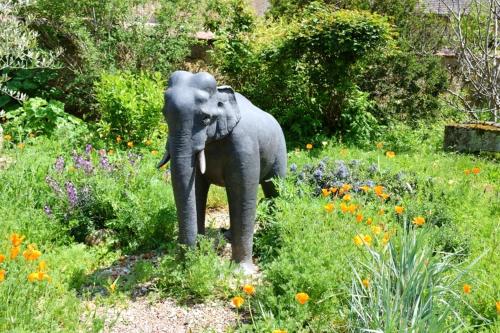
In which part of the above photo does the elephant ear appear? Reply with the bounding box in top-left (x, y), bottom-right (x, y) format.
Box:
top-left (207, 86), bottom-right (241, 141)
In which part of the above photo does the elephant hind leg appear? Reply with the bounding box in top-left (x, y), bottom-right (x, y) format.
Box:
top-left (261, 179), bottom-right (279, 198)
top-left (195, 172), bottom-right (210, 235)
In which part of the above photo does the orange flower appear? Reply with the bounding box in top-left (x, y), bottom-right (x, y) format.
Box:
top-left (340, 202), bottom-right (348, 213)
top-left (412, 216), bottom-right (425, 226)
top-left (380, 193), bottom-right (390, 201)
top-left (385, 151), bottom-right (395, 158)
top-left (329, 187), bottom-right (338, 194)
top-left (356, 214), bottom-right (363, 223)
top-left (394, 206), bottom-right (404, 214)
top-left (321, 188), bottom-right (331, 197)
top-left (382, 232), bottom-right (391, 245)
top-left (324, 203), bottom-right (334, 213)
top-left (295, 292), bottom-right (310, 305)
top-left (496, 301), bottom-right (500, 314)
top-left (366, 217), bottom-right (373, 225)
top-left (231, 296), bottom-right (244, 308)
top-left (28, 272), bottom-right (38, 282)
top-left (0, 253), bottom-right (5, 264)
top-left (341, 184), bottom-right (352, 192)
top-left (306, 143), bottom-right (313, 150)
top-left (371, 225), bottom-right (382, 235)
top-left (273, 330), bottom-right (287, 333)
top-left (347, 204), bottom-right (357, 214)
top-left (145, 139), bottom-right (153, 146)
top-left (374, 185), bottom-right (384, 197)
top-left (4, 134), bottom-right (12, 141)
top-left (243, 284), bottom-right (255, 295)
top-left (23, 244), bottom-right (42, 261)
top-left (10, 233), bottom-right (25, 247)
top-left (151, 150), bottom-right (159, 155)
top-left (363, 235), bottom-right (372, 246)
top-left (359, 185), bottom-right (370, 193)
top-left (353, 235), bottom-right (363, 246)
top-left (362, 278), bottom-right (370, 288)
top-left (342, 194), bottom-right (351, 201)
top-left (0, 269), bottom-right (5, 282)
top-left (38, 260), bottom-right (47, 272)
top-left (127, 141), bottom-right (134, 148)
top-left (376, 142), bottom-right (384, 149)
top-left (17, 143), bottom-right (25, 149)
top-left (464, 169), bottom-right (471, 175)
top-left (116, 136), bottom-right (122, 143)
top-left (463, 284), bottom-right (471, 294)
top-left (471, 167), bottom-right (480, 175)
top-left (10, 246), bottom-right (20, 259)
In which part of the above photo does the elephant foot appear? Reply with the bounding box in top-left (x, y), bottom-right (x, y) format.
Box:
top-left (235, 261), bottom-right (259, 276)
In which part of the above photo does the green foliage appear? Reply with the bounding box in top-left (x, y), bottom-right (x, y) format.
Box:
top-left (4, 98), bottom-right (84, 140)
top-left (157, 237), bottom-right (233, 301)
top-left (94, 71), bottom-right (164, 143)
top-left (214, 2), bottom-right (393, 143)
top-left (349, 226), bottom-right (479, 332)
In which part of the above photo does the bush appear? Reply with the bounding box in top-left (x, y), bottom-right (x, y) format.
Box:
top-left (4, 98), bottom-right (83, 141)
top-left (94, 71), bottom-right (164, 143)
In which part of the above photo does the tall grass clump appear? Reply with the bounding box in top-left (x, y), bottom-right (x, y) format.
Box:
top-left (349, 224), bottom-right (487, 332)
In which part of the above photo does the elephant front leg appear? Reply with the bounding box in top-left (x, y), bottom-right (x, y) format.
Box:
top-left (226, 178), bottom-right (259, 275)
top-left (195, 172), bottom-right (210, 235)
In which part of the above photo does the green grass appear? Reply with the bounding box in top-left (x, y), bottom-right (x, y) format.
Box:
top-left (0, 131), bottom-right (498, 332)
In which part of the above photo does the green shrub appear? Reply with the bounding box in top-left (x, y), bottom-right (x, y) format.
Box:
top-left (94, 71), bottom-right (164, 143)
top-left (4, 98), bottom-right (83, 140)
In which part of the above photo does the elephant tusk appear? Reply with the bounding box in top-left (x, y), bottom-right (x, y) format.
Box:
top-left (157, 151), bottom-right (171, 169)
top-left (198, 150), bottom-right (206, 174)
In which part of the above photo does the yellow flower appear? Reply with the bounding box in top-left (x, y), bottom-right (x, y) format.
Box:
top-left (324, 203), bottom-right (334, 213)
top-left (0, 269), bottom-right (5, 282)
top-left (151, 150), bottom-right (159, 155)
top-left (382, 232), bottom-right (391, 245)
top-left (116, 136), bottom-right (122, 143)
top-left (243, 284), bottom-right (255, 295)
top-left (347, 204), bottom-right (357, 214)
top-left (366, 217), bottom-right (373, 225)
top-left (4, 134), bottom-right (12, 141)
top-left (109, 282), bottom-right (117, 294)
top-left (380, 193), bottom-right (390, 201)
top-left (356, 213), bottom-right (363, 223)
top-left (374, 185), bottom-right (384, 197)
top-left (376, 142), bottom-right (384, 149)
top-left (10, 246), bottom-right (20, 260)
top-left (329, 187), bottom-right (338, 194)
top-left (295, 292), bottom-right (309, 305)
top-left (321, 188), bottom-right (331, 197)
top-left (145, 139), bottom-right (153, 146)
top-left (342, 194), bottom-right (351, 201)
top-left (17, 143), bottom-right (25, 149)
top-left (394, 206), bottom-right (404, 214)
top-left (362, 278), bottom-right (370, 288)
top-left (371, 225), bottom-right (382, 235)
top-left (273, 330), bottom-right (287, 333)
top-left (23, 244), bottom-right (42, 261)
top-left (353, 235), bottom-right (363, 247)
top-left (378, 209), bottom-right (385, 216)
top-left (363, 235), bottom-right (372, 246)
top-left (385, 151), bottom-right (395, 158)
top-left (496, 301), bottom-right (500, 314)
top-left (412, 216), bottom-right (425, 226)
top-left (463, 284), bottom-right (471, 294)
top-left (127, 141), bottom-right (134, 148)
top-left (306, 143), bottom-right (313, 150)
top-left (471, 167), bottom-right (480, 175)
top-left (464, 169), bottom-right (471, 175)
top-left (340, 202), bottom-right (348, 213)
top-left (108, 149), bottom-right (114, 155)
top-left (38, 260), bottom-right (47, 272)
top-left (359, 185), bottom-right (370, 193)
top-left (10, 233), bottom-right (25, 247)
top-left (231, 296), bottom-right (244, 308)
top-left (28, 272), bottom-right (38, 282)
top-left (0, 253), bottom-right (5, 264)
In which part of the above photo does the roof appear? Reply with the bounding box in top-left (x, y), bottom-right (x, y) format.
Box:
top-left (420, 0), bottom-right (475, 15)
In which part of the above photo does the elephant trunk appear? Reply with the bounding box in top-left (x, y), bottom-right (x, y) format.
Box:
top-left (169, 136), bottom-right (198, 246)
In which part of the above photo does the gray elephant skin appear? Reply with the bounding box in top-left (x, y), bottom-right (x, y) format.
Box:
top-left (158, 71), bottom-right (287, 274)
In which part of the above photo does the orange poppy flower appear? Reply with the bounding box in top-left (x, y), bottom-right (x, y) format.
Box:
top-left (463, 284), bottom-right (471, 294)
top-left (10, 233), bottom-right (25, 247)
top-left (359, 185), bottom-right (370, 193)
top-left (295, 292), bottom-right (310, 305)
top-left (385, 151), bottom-right (395, 158)
top-left (374, 185), bottom-right (384, 196)
top-left (353, 235), bottom-right (363, 246)
top-left (371, 225), bottom-right (382, 235)
top-left (306, 144), bottom-right (313, 150)
top-left (243, 284), bottom-right (255, 295)
top-left (231, 296), bottom-right (244, 308)
top-left (0, 254), bottom-right (5, 264)
top-left (10, 246), bottom-right (20, 260)
top-left (412, 216), bottom-right (425, 226)
top-left (342, 194), bottom-right (351, 201)
top-left (0, 269), bottom-right (5, 282)
top-left (324, 203), bottom-right (334, 213)
top-left (356, 214), bottom-right (363, 223)
top-left (321, 188), bottom-right (331, 197)
top-left (362, 278), bottom-right (370, 288)
top-left (394, 206), bottom-right (404, 214)
top-left (464, 169), bottom-right (471, 175)
top-left (366, 217), bottom-right (373, 225)
top-left (471, 167), bottom-right (480, 175)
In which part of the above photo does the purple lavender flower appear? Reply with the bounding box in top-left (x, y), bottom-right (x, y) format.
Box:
top-left (99, 156), bottom-right (113, 172)
top-left (335, 162), bottom-right (349, 180)
top-left (313, 168), bottom-right (323, 180)
top-left (290, 163), bottom-right (297, 172)
top-left (54, 156), bottom-right (65, 172)
top-left (45, 176), bottom-right (62, 195)
top-left (73, 152), bottom-right (94, 174)
top-left (44, 205), bottom-right (53, 217)
top-left (368, 163), bottom-right (378, 174)
top-left (85, 144), bottom-right (93, 154)
top-left (65, 181), bottom-right (78, 208)
top-left (128, 152), bottom-right (142, 166)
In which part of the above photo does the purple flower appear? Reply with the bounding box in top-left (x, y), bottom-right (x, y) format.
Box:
top-left (128, 152), bottom-right (142, 166)
top-left (45, 176), bottom-right (62, 195)
top-left (313, 168), bottom-right (323, 180)
top-left (65, 181), bottom-right (78, 207)
top-left (54, 156), bottom-right (65, 172)
top-left (44, 205), bottom-right (53, 217)
top-left (85, 144), bottom-right (92, 154)
top-left (99, 156), bottom-right (113, 172)
top-left (335, 162), bottom-right (349, 180)
top-left (73, 152), bottom-right (94, 174)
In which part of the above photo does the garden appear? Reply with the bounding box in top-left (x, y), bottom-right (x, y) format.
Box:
top-left (0, 0), bottom-right (499, 332)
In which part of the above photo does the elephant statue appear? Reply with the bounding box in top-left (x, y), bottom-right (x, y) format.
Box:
top-left (157, 71), bottom-right (287, 274)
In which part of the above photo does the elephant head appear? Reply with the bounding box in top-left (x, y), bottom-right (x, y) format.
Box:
top-left (157, 71), bottom-right (240, 246)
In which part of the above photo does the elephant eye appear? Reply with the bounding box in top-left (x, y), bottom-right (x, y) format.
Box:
top-left (201, 114), bottom-right (211, 125)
